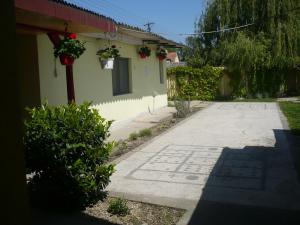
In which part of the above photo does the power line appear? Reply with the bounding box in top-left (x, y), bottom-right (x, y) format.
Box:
top-left (70, 0), bottom-right (147, 27)
top-left (100, 0), bottom-right (149, 24)
top-left (179, 22), bottom-right (255, 36)
top-left (181, 5), bottom-right (300, 36)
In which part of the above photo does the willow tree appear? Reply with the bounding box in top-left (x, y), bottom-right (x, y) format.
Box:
top-left (185, 0), bottom-right (300, 97)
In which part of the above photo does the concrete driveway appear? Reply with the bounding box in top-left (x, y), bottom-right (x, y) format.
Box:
top-left (107, 103), bottom-right (300, 224)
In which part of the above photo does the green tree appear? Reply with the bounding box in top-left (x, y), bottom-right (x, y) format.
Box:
top-left (185, 0), bottom-right (300, 96)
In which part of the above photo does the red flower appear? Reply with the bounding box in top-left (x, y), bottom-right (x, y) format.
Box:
top-left (111, 45), bottom-right (116, 48)
top-left (68, 33), bottom-right (77, 39)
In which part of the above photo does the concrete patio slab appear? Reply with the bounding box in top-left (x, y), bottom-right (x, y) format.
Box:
top-left (107, 102), bottom-right (300, 224)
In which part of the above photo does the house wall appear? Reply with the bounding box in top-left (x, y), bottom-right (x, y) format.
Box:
top-left (36, 34), bottom-right (167, 122)
top-left (16, 33), bottom-right (41, 120)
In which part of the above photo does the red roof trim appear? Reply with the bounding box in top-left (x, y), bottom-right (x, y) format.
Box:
top-left (15, 0), bottom-right (117, 33)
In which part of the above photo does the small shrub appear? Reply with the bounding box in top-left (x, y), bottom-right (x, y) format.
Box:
top-left (174, 99), bottom-right (190, 118)
top-left (129, 132), bottom-right (139, 141)
top-left (107, 198), bottom-right (130, 216)
top-left (24, 102), bottom-right (115, 209)
top-left (139, 128), bottom-right (152, 137)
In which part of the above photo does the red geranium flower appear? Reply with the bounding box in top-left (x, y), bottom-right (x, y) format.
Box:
top-left (68, 33), bottom-right (77, 39)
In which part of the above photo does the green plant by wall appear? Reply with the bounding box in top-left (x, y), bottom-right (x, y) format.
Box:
top-left (107, 197), bottom-right (130, 216)
top-left (138, 128), bottom-right (152, 137)
top-left (167, 66), bottom-right (223, 100)
top-left (129, 132), bottom-right (139, 141)
top-left (24, 102), bottom-right (115, 209)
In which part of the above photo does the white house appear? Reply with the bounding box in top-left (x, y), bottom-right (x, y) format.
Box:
top-left (16, 0), bottom-right (182, 124)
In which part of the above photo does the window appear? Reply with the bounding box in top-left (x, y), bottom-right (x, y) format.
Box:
top-left (112, 58), bottom-right (131, 96)
top-left (159, 61), bottom-right (164, 84)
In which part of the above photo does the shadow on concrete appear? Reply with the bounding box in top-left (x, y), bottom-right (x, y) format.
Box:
top-left (188, 129), bottom-right (300, 225)
top-left (32, 208), bottom-right (117, 225)
top-left (187, 200), bottom-right (300, 225)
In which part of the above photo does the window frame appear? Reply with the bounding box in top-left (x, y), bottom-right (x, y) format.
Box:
top-left (112, 57), bottom-right (132, 96)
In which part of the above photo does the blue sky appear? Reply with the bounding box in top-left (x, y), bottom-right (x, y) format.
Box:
top-left (66, 0), bottom-right (206, 43)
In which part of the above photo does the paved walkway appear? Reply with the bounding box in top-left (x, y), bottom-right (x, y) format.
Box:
top-left (108, 107), bottom-right (176, 141)
top-left (107, 103), bottom-right (300, 224)
top-left (109, 101), bottom-right (210, 141)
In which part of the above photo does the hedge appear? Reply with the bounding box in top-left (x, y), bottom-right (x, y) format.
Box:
top-left (167, 66), bottom-right (223, 100)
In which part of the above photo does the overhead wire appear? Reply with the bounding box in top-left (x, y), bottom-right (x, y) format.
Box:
top-left (65, 1), bottom-right (300, 41)
top-left (67, 0), bottom-right (180, 39)
top-left (179, 23), bottom-right (255, 36)
top-left (181, 5), bottom-right (300, 36)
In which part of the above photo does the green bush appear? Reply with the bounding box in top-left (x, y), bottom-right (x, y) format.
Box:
top-left (174, 99), bottom-right (190, 118)
top-left (167, 66), bottom-right (222, 100)
top-left (129, 132), bottom-right (139, 141)
top-left (138, 128), bottom-right (152, 137)
top-left (107, 197), bottom-right (130, 216)
top-left (24, 102), bottom-right (115, 209)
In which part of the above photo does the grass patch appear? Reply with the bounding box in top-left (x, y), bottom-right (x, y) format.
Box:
top-left (107, 197), bottom-right (130, 216)
top-left (279, 102), bottom-right (300, 135)
top-left (139, 128), bottom-right (152, 137)
top-left (129, 132), bottom-right (139, 141)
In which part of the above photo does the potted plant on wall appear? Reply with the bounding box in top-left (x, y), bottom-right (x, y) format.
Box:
top-left (54, 33), bottom-right (86, 66)
top-left (156, 47), bottom-right (168, 61)
top-left (138, 46), bottom-right (151, 59)
top-left (97, 45), bottom-right (120, 69)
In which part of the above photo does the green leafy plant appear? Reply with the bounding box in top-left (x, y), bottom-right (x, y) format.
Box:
top-left (107, 197), bottom-right (130, 216)
top-left (156, 47), bottom-right (168, 60)
top-left (129, 132), bottom-right (139, 141)
top-left (174, 99), bottom-right (190, 118)
top-left (54, 33), bottom-right (86, 59)
top-left (138, 46), bottom-right (151, 58)
top-left (97, 45), bottom-right (120, 60)
top-left (167, 66), bottom-right (222, 100)
top-left (138, 128), bottom-right (152, 137)
top-left (24, 102), bottom-right (115, 209)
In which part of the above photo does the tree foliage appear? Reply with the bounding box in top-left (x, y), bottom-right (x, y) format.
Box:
top-left (184, 0), bottom-right (300, 97)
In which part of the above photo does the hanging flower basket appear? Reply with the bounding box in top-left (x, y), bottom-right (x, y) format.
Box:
top-left (138, 46), bottom-right (151, 59)
top-left (156, 47), bottom-right (167, 61)
top-left (100, 58), bottom-right (115, 69)
top-left (97, 45), bottom-right (120, 69)
top-left (158, 55), bottom-right (166, 61)
top-left (59, 54), bottom-right (75, 66)
top-left (139, 53), bottom-right (147, 59)
top-left (54, 33), bottom-right (86, 66)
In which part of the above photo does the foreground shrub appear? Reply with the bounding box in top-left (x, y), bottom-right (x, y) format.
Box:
top-left (24, 102), bottom-right (115, 209)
